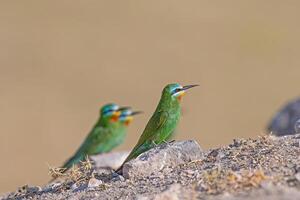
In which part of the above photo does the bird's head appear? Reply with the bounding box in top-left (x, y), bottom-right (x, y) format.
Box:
top-left (295, 119), bottom-right (300, 133)
top-left (100, 103), bottom-right (121, 122)
top-left (118, 107), bottom-right (142, 126)
top-left (162, 83), bottom-right (199, 103)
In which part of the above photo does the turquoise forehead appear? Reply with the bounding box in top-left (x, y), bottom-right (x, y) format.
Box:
top-left (101, 103), bottom-right (119, 113)
top-left (165, 83), bottom-right (182, 92)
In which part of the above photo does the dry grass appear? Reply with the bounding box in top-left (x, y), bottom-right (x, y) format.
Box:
top-left (48, 156), bottom-right (94, 183)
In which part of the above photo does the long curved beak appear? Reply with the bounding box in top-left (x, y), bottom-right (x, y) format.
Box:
top-left (182, 84), bottom-right (199, 91)
top-left (131, 111), bottom-right (143, 116)
top-left (117, 106), bottom-right (132, 111)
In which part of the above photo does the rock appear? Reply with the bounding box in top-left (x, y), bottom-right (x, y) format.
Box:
top-left (71, 182), bottom-right (87, 192)
top-left (24, 185), bottom-right (41, 194)
top-left (295, 172), bottom-right (300, 182)
top-left (138, 184), bottom-right (198, 200)
top-left (88, 178), bottom-right (103, 188)
top-left (4, 135), bottom-right (300, 200)
top-left (42, 182), bottom-right (62, 193)
top-left (122, 140), bottom-right (204, 179)
top-left (295, 119), bottom-right (300, 133)
top-left (17, 185), bottom-right (41, 194)
top-left (267, 97), bottom-right (300, 136)
top-left (152, 184), bottom-right (181, 200)
top-left (91, 151), bottom-right (129, 169)
top-left (210, 185), bottom-right (300, 200)
top-left (111, 172), bottom-right (125, 182)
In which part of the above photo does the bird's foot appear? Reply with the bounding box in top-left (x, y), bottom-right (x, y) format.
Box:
top-left (163, 140), bottom-right (175, 145)
top-left (168, 139), bottom-right (176, 144)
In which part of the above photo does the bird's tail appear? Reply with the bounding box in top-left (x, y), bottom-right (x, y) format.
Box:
top-left (62, 154), bottom-right (85, 170)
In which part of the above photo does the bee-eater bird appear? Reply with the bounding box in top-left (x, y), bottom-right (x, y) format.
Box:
top-left (116, 83), bottom-right (198, 173)
top-left (62, 103), bottom-right (137, 170)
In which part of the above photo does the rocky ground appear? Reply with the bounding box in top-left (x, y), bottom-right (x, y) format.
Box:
top-left (1, 134), bottom-right (300, 200)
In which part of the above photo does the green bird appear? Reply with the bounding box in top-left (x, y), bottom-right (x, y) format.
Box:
top-left (117, 83), bottom-right (198, 173)
top-left (62, 104), bottom-right (140, 170)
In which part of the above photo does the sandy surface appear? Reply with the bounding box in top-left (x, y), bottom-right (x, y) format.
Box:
top-left (1, 134), bottom-right (300, 200)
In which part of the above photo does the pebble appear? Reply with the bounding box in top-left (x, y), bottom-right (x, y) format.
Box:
top-left (88, 178), bottom-right (103, 188)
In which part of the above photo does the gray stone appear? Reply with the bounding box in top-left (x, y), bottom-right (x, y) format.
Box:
top-left (122, 140), bottom-right (204, 179)
top-left (209, 185), bottom-right (300, 200)
top-left (295, 172), bottom-right (300, 182)
top-left (138, 184), bottom-right (181, 200)
top-left (88, 178), bottom-right (103, 188)
top-left (138, 184), bottom-right (198, 200)
top-left (267, 97), bottom-right (300, 136)
top-left (91, 151), bottom-right (129, 170)
top-left (295, 119), bottom-right (300, 133)
top-left (152, 184), bottom-right (181, 200)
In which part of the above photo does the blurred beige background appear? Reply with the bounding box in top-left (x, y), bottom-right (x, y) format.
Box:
top-left (0, 0), bottom-right (300, 193)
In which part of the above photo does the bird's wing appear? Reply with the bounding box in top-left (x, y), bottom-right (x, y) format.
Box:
top-left (83, 126), bottom-right (111, 153)
top-left (137, 110), bottom-right (169, 144)
top-left (123, 110), bottom-right (169, 162)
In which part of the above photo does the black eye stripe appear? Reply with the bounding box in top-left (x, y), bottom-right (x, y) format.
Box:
top-left (172, 88), bottom-right (181, 94)
top-left (102, 109), bottom-right (115, 115)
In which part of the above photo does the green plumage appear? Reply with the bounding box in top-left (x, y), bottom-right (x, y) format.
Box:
top-left (165, 129), bottom-right (177, 141)
top-left (118, 83), bottom-right (198, 169)
top-left (63, 104), bottom-right (125, 169)
top-left (63, 121), bottom-right (125, 169)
